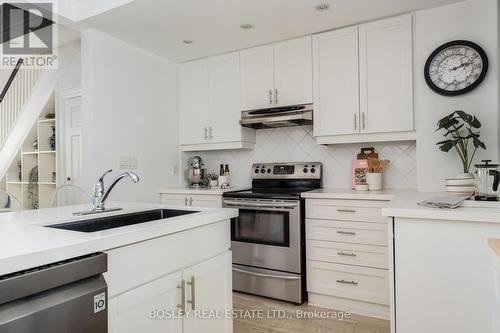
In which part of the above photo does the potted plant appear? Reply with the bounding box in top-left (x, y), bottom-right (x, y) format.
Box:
top-left (436, 110), bottom-right (486, 178)
top-left (207, 172), bottom-right (219, 187)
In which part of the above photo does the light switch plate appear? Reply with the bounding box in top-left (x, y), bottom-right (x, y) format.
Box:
top-left (119, 156), bottom-right (138, 170)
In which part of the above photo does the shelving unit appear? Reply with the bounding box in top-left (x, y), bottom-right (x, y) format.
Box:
top-left (4, 93), bottom-right (57, 209)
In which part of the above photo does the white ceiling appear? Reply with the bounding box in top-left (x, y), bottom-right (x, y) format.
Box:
top-left (74, 0), bottom-right (465, 62)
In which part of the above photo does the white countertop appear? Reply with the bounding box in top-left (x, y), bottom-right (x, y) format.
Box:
top-left (382, 191), bottom-right (500, 223)
top-left (158, 187), bottom-right (248, 195)
top-left (0, 201), bottom-right (238, 276)
top-left (301, 188), bottom-right (405, 200)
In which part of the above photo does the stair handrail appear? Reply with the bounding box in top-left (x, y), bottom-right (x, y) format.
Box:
top-left (0, 58), bottom-right (24, 104)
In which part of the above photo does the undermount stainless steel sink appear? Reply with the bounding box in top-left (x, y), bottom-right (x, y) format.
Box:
top-left (47, 209), bottom-right (198, 233)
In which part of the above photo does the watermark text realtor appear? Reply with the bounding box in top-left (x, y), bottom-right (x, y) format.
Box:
top-left (1, 1), bottom-right (58, 68)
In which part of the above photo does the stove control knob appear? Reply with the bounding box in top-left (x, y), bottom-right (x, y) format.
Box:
top-left (260, 169), bottom-right (266, 174)
top-left (303, 168), bottom-right (308, 173)
top-left (310, 168), bottom-right (316, 174)
top-left (254, 169), bottom-right (259, 174)
top-left (267, 168), bottom-right (271, 173)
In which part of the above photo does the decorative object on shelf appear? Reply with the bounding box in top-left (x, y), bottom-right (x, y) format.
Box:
top-left (436, 111), bottom-right (486, 178)
top-left (207, 172), bottom-right (219, 188)
top-left (187, 156), bottom-right (206, 188)
top-left (44, 113), bottom-right (55, 119)
top-left (27, 166), bottom-right (38, 209)
top-left (49, 126), bottom-right (56, 151)
top-left (474, 160), bottom-right (500, 201)
top-left (17, 161), bottom-right (22, 182)
top-left (366, 157), bottom-right (390, 191)
top-left (32, 139), bottom-right (38, 151)
top-left (351, 147), bottom-right (378, 189)
top-left (355, 183), bottom-right (369, 191)
top-left (425, 40), bottom-right (488, 96)
top-left (219, 164), bottom-right (231, 188)
top-left (52, 172), bottom-right (56, 183)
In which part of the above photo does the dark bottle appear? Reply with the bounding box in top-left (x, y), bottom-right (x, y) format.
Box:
top-left (220, 164), bottom-right (224, 176)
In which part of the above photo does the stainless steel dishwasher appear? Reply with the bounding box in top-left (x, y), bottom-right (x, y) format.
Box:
top-left (0, 252), bottom-right (108, 333)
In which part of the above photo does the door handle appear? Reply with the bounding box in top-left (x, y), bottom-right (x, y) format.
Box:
top-left (204, 127), bottom-right (208, 140)
top-left (176, 279), bottom-right (186, 315)
top-left (208, 126), bottom-right (213, 140)
top-left (337, 230), bottom-right (356, 235)
top-left (66, 176), bottom-right (71, 182)
top-left (336, 279), bottom-right (358, 285)
top-left (184, 197), bottom-right (188, 206)
top-left (189, 197), bottom-right (193, 206)
top-left (274, 88), bottom-right (278, 105)
top-left (337, 252), bottom-right (357, 257)
top-left (362, 112), bottom-right (366, 130)
top-left (354, 113), bottom-right (357, 131)
top-left (233, 267), bottom-right (300, 280)
top-left (337, 209), bottom-right (356, 213)
top-left (186, 276), bottom-right (195, 310)
top-left (269, 90), bottom-right (273, 105)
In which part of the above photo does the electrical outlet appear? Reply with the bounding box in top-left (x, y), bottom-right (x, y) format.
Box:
top-left (119, 156), bottom-right (138, 170)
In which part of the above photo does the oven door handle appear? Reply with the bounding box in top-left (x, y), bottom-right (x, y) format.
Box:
top-left (232, 267), bottom-right (300, 280)
top-left (223, 200), bottom-right (298, 209)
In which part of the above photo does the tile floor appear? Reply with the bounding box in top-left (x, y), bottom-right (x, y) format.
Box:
top-left (233, 292), bottom-right (390, 333)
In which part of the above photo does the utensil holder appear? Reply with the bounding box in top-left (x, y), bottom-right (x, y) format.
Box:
top-left (367, 172), bottom-right (382, 191)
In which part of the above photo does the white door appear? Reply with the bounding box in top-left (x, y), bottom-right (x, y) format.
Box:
top-left (111, 271), bottom-right (183, 333)
top-left (274, 36), bottom-right (313, 107)
top-left (240, 45), bottom-right (274, 111)
top-left (179, 59), bottom-right (209, 145)
top-left (208, 52), bottom-right (241, 143)
top-left (184, 251), bottom-right (233, 333)
top-left (312, 27), bottom-right (360, 136)
top-left (63, 96), bottom-right (83, 188)
top-left (359, 14), bottom-right (413, 133)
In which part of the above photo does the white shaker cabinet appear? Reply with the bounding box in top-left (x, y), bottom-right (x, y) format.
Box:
top-left (239, 45), bottom-right (275, 111)
top-left (312, 26), bottom-right (359, 137)
top-left (240, 37), bottom-right (312, 111)
top-left (359, 14), bottom-right (413, 134)
top-left (178, 59), bottom-right (209, 146)
top-left (274, 36), bottom-right (313, 107)
top-left (179, 53), bottom-right (255, 151)
top-left (159, 191), bottom-right (223, 208)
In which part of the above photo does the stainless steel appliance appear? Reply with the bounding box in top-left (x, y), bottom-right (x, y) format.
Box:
top-left (240, 104), bottom-right (313, 129)
top-left (223, 162), bottom-right (322, 304)
top-left (0, 253), bottom-right (108, 332)
top-left (187, 156), bottom-right (206, 188)
top-left (475, 160), bottom-right (500, 201)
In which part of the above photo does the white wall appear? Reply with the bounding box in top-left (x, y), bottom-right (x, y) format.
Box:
top-left (81, 29), bottom-right (178, 202)
top-left (414, 0), bottom-right (499, 191)
top-left (58, 48), bottom-right (81, 90)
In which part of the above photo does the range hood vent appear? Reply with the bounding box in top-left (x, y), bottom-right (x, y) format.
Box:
top-left (240, 104), bottom-right (313, 129)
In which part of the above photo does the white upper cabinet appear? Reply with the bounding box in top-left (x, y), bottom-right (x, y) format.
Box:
top-left (359, 14), bottom-right (413, 134)
top-left (313, 27), bottom-right (359, 137)
top-left (274, 36), bottom-right (313, 107)
top-left (179, 53), bottom-right (255, 151)
top-left (240, 45), bottom-right (275, 111)
top-left (179, 59), bottom-right (209, 145)
top-left (240, 37), bottom-right (313, 111)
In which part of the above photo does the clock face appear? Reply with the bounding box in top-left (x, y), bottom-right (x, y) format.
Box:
top-left (424, 40), bottom-right (488, 96)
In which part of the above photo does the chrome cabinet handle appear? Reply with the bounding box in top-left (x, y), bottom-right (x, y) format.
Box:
top-left (337, 230), bottom-right (356, 235)
top-left (204, 127), bottom-right (208, 140)
top-left (362, 112), bottom-right (366, 130)
top-left (186, 276), bottom-right (195, 310)
top-left (176, 279), bottom-right (186, 314)
top-left (189, 197), bottom-right (193, 206)
top-left (337, 252), bottom-right (357, 257)
top-left (208, 126), bottom-right (213, 139)
top-left (354, 113), bottom-right (357, 130)
top-left (233, 267), bottom-right (300, 280)
top-left (337, 209), bottom-right (356, 213)
top-left (184, 197), bottom-right (188, 206)
top-left (223, 200), bottom-right (298, 209)
top-left (337, 279), bottom-right (358, 285)
top-left (269, 90), bottom-right (273, 105)
top-left (274, 88), bottom-right (278, 105)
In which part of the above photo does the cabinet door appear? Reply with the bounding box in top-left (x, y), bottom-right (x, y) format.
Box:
top-left (240, 45), bottom-right (274, 111)
top-left (209, 52), bottom-right (241, 143)
top-left (359, 15), bottom-right (413, 133)
top-left (110, 271), bottom-right (183, 333)
top-left (274, 36), bottom-right (313, 107)
top-left (160, 193), bottom-right (188, 207)
top-left (184, 251), bottom-right (233, 333)
top-left (312, 27), bottom-right (359, 136)
top-left (189, 194), bottom-right (222, 208)
top-left (179, 59), bottom-right (209, 145)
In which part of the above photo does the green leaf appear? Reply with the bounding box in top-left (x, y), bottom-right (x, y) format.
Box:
top-left (456, 110), bottom-right (481, 128)
top-left (439, 141), bottom-right (456, 152)
top-left (473, 137), bottom-right (486, 150)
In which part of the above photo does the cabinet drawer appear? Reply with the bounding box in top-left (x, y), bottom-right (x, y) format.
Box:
top-left (307, 261), bottom-right (389, 305)
top-left (307, 240), bottom-right (388, 269)
top-left (306, 199), bottom-right (387, 223)
top-left (306, 219), bottom-right (387, 246)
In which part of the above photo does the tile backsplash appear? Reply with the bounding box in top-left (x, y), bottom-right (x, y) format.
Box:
top-left (182, 126), bottom-right (416, 189)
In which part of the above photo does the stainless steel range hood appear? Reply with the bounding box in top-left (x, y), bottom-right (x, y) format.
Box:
top-left (240, 104), bottom-right (313, 129)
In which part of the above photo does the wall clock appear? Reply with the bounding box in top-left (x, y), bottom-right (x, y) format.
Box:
top-left (424, 40), bottom-right (488, 96)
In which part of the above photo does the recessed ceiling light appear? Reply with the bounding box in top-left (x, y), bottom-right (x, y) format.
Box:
top-left (316, 3), bottom-right (330, 11)
top-left (240, 24), bottom-right (253, 30)
top-left (182, 40), bottom-right (193, 44)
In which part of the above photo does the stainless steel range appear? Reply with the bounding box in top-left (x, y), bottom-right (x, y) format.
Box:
top-left (223, 162), bottom-right (322, 304)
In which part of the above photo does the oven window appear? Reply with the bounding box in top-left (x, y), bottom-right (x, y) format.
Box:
top-left (231, 209), bottom-right (290, 247)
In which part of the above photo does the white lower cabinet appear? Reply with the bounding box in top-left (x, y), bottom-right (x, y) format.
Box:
top-left (106, 220), bottom-right (232, 333)
top-left (305, 198), bottom-right (391, 319)
top-left (159, 192), bottom-right (222, 208)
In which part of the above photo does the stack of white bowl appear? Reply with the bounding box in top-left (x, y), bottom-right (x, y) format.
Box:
top-left (445, 176), bottom-right (476, 195)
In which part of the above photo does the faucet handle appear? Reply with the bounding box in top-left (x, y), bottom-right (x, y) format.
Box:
top-left (98, 169), bottom-right (113, 183)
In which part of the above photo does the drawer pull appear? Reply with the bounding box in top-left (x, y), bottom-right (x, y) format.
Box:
top-left (337, 252), bottom-right (357, 257)
top-left (337, 209), bottom-right (356, 213)
top-left (336, 279), bottom-right (358, 285)
top-left (337, 230), bottom-right (356, 235)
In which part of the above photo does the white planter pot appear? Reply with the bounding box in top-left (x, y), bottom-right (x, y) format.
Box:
top-left (367, 173), bottom-right (382, 191)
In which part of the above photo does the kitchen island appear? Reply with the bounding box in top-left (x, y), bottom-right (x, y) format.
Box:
top-left (382, 193), bottom-right (500, 333)
top-left (0, 202), bottom-right (238, 333)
